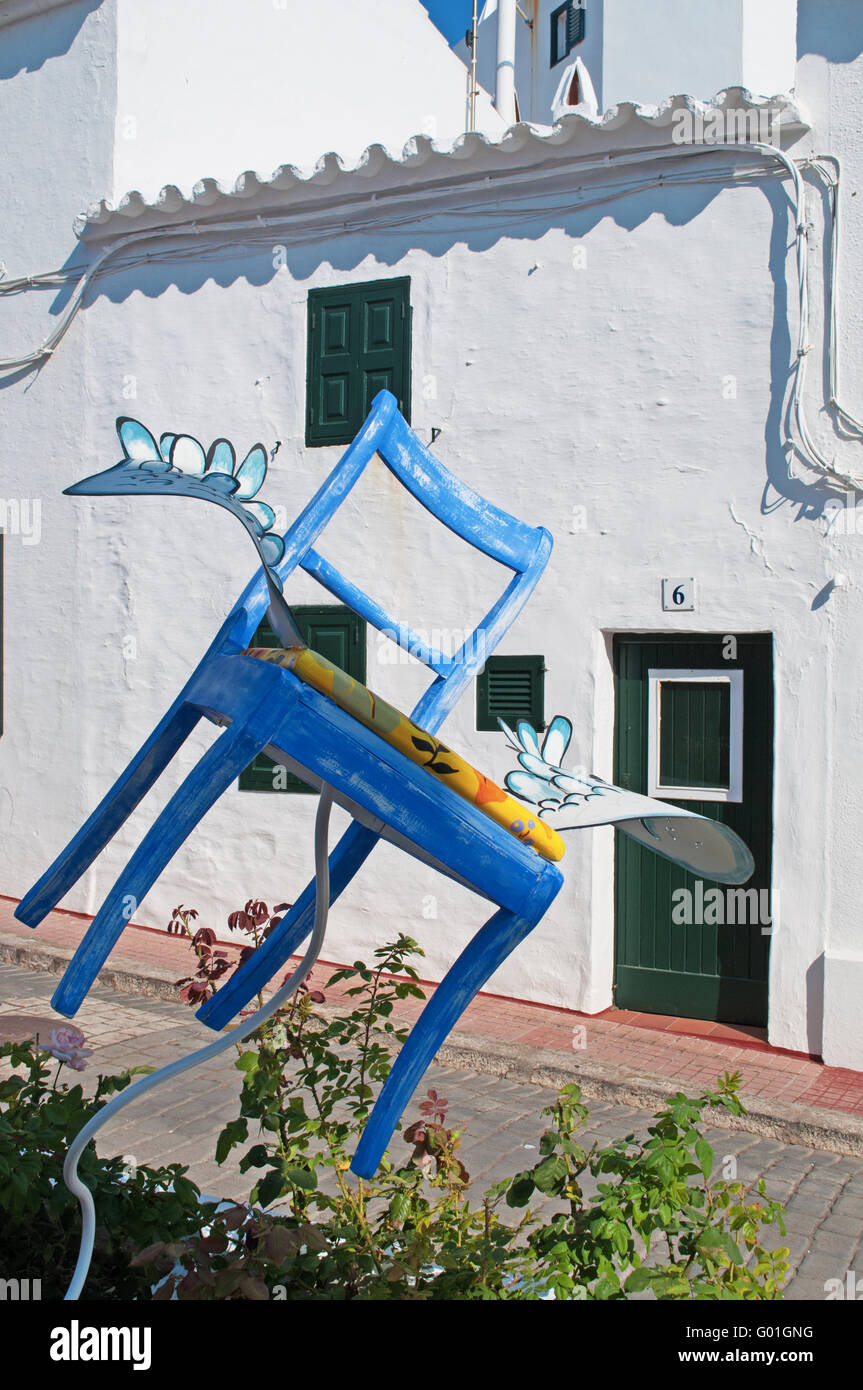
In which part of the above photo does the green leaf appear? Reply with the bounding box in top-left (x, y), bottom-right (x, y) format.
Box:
top-left (505, 1176), bottom-right (535, 1208)
top-left (697, 1228), bottom-right (743, 1266)
top-left (284, 1164), bottom-right (318, 1192)
top-left (389, 1192), bottom-right (410, 1225)
top-left (532, 1155), bottom-right (568, 1195)
top-left (695, 1138), bottom-right (714, 1180)
top-left (256, 1168), bottom-right (288, 1207)
top-left (215, 1117), bottom-right (248, 1165)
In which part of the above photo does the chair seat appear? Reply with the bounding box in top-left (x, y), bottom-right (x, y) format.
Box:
top-left (243, 645), bottom-right (565, 864)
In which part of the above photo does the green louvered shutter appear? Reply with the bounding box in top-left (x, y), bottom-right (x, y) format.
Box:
top-left (567, 2), bottom-right (586, 49)
top-left (477, 655), bottom-right (546, 732)
top-left (550, 2), bottom-right (585, 64)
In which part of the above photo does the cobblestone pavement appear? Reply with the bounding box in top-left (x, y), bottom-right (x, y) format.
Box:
top-left (2, 961), bottom-right (861, 1302)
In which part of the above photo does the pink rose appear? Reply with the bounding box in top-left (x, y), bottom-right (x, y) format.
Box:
top-left (41, 1025), bottom-right (93, 1070)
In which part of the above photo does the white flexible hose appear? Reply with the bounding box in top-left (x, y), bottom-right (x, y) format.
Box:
top-left (62, 782), bottom-right (334, 1301)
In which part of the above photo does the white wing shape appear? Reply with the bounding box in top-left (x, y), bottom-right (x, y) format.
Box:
top-left (502, 716), bottom-right (754, 884)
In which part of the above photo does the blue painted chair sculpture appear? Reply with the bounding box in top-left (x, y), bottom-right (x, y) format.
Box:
top-left (17, 389), bottom-right (566, 1176)
top-left (18, 387), bottom-right (754, 1183)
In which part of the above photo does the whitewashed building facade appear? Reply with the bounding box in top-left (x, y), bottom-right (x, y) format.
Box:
top-left (2, 0), bottom-right (863, 1067)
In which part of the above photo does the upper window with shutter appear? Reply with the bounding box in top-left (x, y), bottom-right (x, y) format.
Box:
top-left (477, 654), bottom-right (546, 732)
top-left (550, 1), bottom-right (585, 66)
top-left (306, 278), bottom-right (412, 447)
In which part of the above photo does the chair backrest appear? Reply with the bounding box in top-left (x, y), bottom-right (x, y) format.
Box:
top-left (222, 391), bottom-right (552, 732)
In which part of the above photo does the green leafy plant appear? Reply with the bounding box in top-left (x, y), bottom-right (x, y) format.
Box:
top-left (506, 1079), bottom-right (789, 1300)
top-left (0, 1036), bottom-right (213, 1300)
top-left (134, 926), bottom-right (790, 1301)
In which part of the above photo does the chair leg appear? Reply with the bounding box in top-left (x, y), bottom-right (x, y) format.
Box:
top-left (197, 820), bottom-right (380, 1030)
top-left (15, 701), bottom-right (201, 928)
top-left (50, 714), bottom-right (277, 1018)
top-left (350, 866), bottom-right (563, 1179)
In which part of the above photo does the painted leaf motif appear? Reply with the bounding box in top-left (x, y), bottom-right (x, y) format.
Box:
top-left (516, 721), bottom-right (542, 758)
top-left (206, 438), bottom-right (236, 475)
top-left (553, 772), bottom-right (596, 796)
top-left (119, 417), bottom-right (161, 464)
top-left (201, 472), bottom-right (239, 495)
top-left (518, 751), bottom-right (555, 779)
top-left (159, 432), bottom-right (177, 461)
top-left (243, 501), bottom-right (276, 533)
top-left (235, 443), bottom-right (267, 499)
top-left (170, 434), bottom-right (207, 476)
top-left (506, 770), bottom-right (563, 805)
top-left (260, 533), bottom-right (286, 565)
top-left (541, 715), bottom-right (573, 769)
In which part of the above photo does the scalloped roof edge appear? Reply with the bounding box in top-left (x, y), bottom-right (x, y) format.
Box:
top-left (76, 88), bottom-right (810, 241)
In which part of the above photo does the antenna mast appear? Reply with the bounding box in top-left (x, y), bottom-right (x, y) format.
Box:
top-left (468, 0), bottom-right (479, 131)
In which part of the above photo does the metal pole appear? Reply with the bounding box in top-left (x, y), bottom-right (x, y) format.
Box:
top-left (469, 0), bottom-right (479, 132)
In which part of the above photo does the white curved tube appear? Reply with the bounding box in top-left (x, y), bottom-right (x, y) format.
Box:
top-left (62, 782), bottom-right (334, 1301)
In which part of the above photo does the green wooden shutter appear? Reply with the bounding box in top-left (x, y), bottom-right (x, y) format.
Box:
top-left (550, 2), bottom-right (584, 64)
top-left (477, 654), bottom-right (545, 732)
top-left (567, 2), bottom-right (585, 49)
top-left (306, 278), bottom-right (411, 446)
top-left (238, 605), bottom-right (366, 792)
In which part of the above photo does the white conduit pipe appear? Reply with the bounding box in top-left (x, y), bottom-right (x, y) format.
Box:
top-left (62, 783), bottom-right (334, 1302)
top-left (803, 156), bottom-right (863, 445)
top-left (0, 141), bottom-right (860, 488)
top-left (494, 0), bottom-right (518, 127)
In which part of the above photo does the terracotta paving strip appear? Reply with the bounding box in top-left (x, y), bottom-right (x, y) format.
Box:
top-left (3, 895), bottom-right (863, 1124)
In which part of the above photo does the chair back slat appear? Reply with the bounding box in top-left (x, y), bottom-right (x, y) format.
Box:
top-left (379, 410), bottom-right (542, 573)
top-left (300, 548), bottom-right (454, 676)
top-left (226, 391), bottom-right (552, 724)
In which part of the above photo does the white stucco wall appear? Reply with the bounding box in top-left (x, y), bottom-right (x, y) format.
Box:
top-left (603, 0), bottom-right (798, 110)
top-left (1, 0), bottom-right (863, 1069)
top-left (458, 0), bottom-right (799, 122)
top-left (111, 0), bottom-right (505, 204)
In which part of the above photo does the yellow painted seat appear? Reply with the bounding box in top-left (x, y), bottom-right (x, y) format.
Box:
top-left (243, 645), bottom-right (565, 864)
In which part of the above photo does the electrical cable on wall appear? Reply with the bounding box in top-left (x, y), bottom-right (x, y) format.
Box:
top-left (1, 136), bottom-right (862, 492)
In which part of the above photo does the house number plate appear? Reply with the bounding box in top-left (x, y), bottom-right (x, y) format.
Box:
top-left (661, 577), bottom-right (696, 612)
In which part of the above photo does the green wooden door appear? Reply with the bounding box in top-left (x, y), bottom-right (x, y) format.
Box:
top-left (613, 635), bottom-right (773, 1024)
top-left (238, 605), bottom-right (366, 793)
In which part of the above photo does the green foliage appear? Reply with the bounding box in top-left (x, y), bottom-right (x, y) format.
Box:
top-left (1, 925), bottom-right (788, 1300)
top-left (0, 1040), bottom-right (213, 1299)
top-left (506, 1080), bottom-right (789, 1300)
top-left (135, 933), bottom-right (790, 1301)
